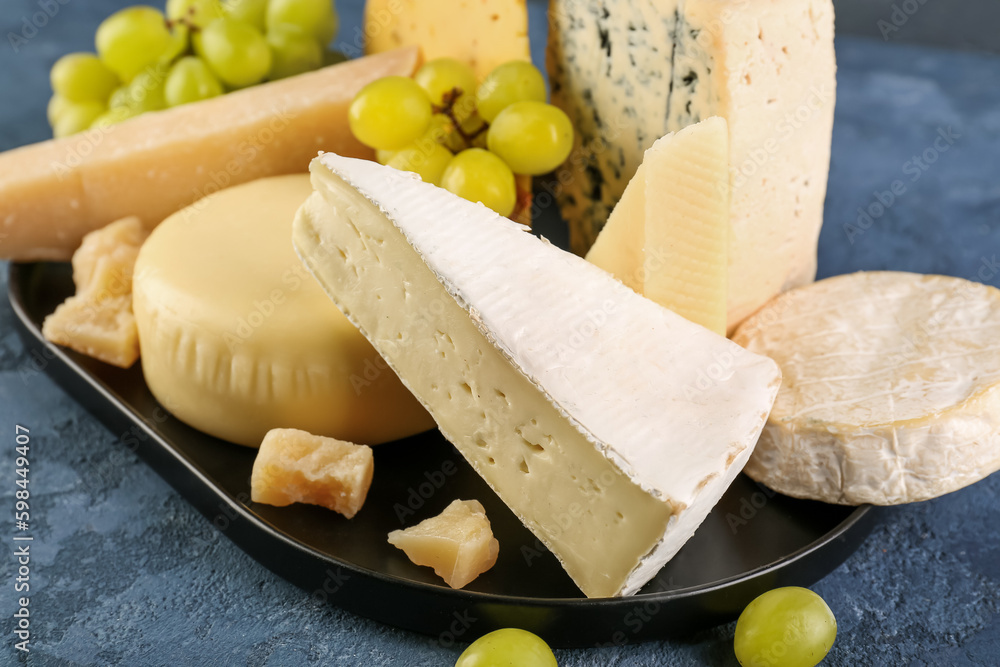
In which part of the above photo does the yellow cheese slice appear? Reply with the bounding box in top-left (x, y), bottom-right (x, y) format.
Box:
top-left (132, 174), bottom-right (434, 447)
top-left (0, 47), bottom-right (419, 261)
top-left (586, 117), bottom-right (730, 336)
top-left (364, 0), bottom-right (530, 80)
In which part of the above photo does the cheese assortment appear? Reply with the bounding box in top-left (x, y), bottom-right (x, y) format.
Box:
top-left (9, 0), bottom-right (1000, 653)
top-left (733, 272), bottom-right (1000, 506)
top-left (586, 117), bottom-right (730, 336)
top-left (0, 47), bottom-right (418, 261)
top-left (388, 499), bottom-right (500, 590)
top-left (251, 428), bottom-right (374, 519)
top-left (548, 0), bottom-right (837, 330)
top-left (132, 174), bottom-right (433, 447)
top-left (293, 153), bottom-right (781, 597)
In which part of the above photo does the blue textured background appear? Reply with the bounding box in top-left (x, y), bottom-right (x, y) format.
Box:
top-left (1, 1), bottom-right (998, 665)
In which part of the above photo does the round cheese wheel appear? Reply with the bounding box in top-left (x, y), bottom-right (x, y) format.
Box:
top-left (133, 174), bottom-right (434, 447)
top-left (733, 271), bottom-right (1000, 505)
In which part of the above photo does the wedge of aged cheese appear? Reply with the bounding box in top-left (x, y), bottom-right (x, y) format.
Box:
top-left (733, 272), bottom-right (1000, 506)
top-left (293, 154), bottom-right (781, 598)
top-left (132, 174), bottom-right (434, 447)
top-left (42, 216), bottom-right (149, 368)
top-left (251, 428), bottom-right (374, 518)
top-left (0, 47), bottom-right (419, 261)
top-left (586, 117), bottom-right (729, 335)
top-left (388, 499), bottom-right (499, 589)
top-left (548, 0), bottom-right (836, 331)
top-left (364, 0), bottom-right (530, 81)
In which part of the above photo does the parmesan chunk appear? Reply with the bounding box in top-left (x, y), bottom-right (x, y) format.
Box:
top-left (250, 428), bottom-right (374, 518)
top-left (388, 499), bottom-right (500, 590)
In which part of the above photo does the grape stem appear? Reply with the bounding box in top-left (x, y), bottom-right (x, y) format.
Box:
top-left (434, 88), bottom-right (489, 149)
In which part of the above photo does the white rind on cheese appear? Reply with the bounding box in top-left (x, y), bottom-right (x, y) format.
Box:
top-left (294, 153), bottom-right (781, 597)
top-left (733, 272), bottom-right (1000, 506)
top-left (548, 0), bottom-right (837, 331)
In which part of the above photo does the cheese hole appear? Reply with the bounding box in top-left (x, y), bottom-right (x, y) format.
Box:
top-left (616, 511), bottom-right (625, 522)
top-left (487, 457), bottom-right (496, 466)
top-left (460, 382), bottom-right (473, 395)
top-left (494, 389), bottom-right (510, 405)
top-left (337, 247), bottom-right (348, 260)
top-left (519, 458), bottom-right (529, 474)
top-left (474, 435), bottom-right (488, 449)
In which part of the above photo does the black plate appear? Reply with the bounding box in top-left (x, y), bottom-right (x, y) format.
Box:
top-left (8, 261), bottom-right (875, 648)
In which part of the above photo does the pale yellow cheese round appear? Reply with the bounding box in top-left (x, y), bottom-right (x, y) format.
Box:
top-left (132, 174), bottom-right (434, 447)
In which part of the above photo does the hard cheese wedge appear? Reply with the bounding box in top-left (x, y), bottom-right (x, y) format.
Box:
top-left (734, 272), bottom-right (1000, 506)
top-left (364, 0), bottom-right (530, 80)
top-left (293, 154), bottom-right (782, 597)
top-left (586, 117), bottom-right (730, 336)
top-left (0, 47), bottom-right (419, 261)
top-left (133, 174), bottom-right (434, 447)
top-left (549, 0), bottom-right (836, 331)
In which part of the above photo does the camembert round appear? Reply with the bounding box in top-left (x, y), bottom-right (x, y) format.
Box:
top-left (733, 271), bottom-right (1000, 505)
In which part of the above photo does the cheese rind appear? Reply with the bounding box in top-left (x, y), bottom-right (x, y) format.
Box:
top-left (132, 174), bottom-right (433, 447)
top-left (733, 272), bottom-right (1000, 505)
top-left (587, 117), bottom-right (730, 335)
top-left (0, 48), bottom-right (419, 261)
top-left (548, 0), bottom-right (836, 330)
top-left (294, 154), bottom-right (781, 597)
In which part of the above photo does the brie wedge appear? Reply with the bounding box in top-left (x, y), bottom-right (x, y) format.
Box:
top-left (294, 154), bottom-right (781, 597)
top-left (733, 271), bottom-right (1000, 505)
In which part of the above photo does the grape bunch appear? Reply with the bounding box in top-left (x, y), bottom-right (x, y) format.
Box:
top-left (47, 0), bottom-right (341, 137)
top-left (348, 58), bottom-right (574, 218)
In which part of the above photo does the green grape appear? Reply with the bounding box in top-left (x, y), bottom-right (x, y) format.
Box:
top-left (46, 95), bottom-right (73, 126)
top-left (165, 56), bottom-right (224, 107)
top-left (222, 0), bottom-right (268, 30)
top-left (195, 18), bottom-right (272, 88)
top-left (95, 6), bottom-right (174, 82)
top-left (349, 76), bottom-right (433, 151)
top-left (266, 0), bottom-right (338, 44)
top-left (734, 587), bottom-right (837, 667)
top-left (455, 629), bottom-right (557, 667)
top-left (161, 23), bottom-right (191, 64)
top-left (108, 84), bottom-right (131, 109)
top-left (441, 148), bottom-right (516, 217)
top-left (375, 149), bottom-right (397, 165)
top-left (476, 60), bottom-right (547, 123)
top-left (123, 66), bottom-right (169, 113)
top-left (387, 141), bottom-right (453, 186)
top-left (50, 53), bottom-right (120, 103)
top-left (166, 0), bottom-right (224, 28)
top-left (414, 57), bottom-right (477, 119)
top-left (53, 100), bottom-right (106, 137)
top-left (322, 48), bottom-right (348, 68)
top-left (266, 24), bottom-right (322, 80)
top-left (91, 105), bottom-right (141, 130)
top-left (487, 101), bottom-right (573, 176)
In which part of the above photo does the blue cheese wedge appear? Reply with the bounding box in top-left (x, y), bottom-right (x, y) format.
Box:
top-left (293, 154), bottom-right (782, 598)
top-left (548, 0), bottom-right (837, 330)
